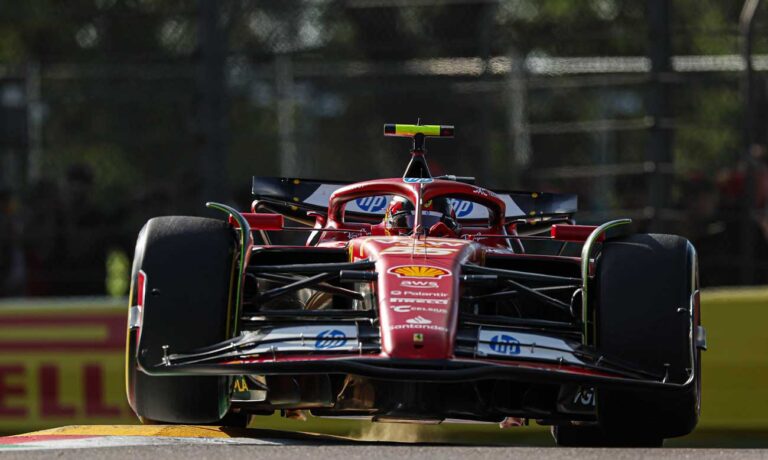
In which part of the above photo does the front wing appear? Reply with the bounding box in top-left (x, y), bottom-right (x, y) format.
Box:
top-left (138, 324), bottom-right (695, 392)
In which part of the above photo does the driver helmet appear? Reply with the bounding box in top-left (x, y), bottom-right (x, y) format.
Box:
top-left (384, 196), bottom-right (458, 233)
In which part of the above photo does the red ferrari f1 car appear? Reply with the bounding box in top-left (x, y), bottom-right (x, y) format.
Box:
top-left (126, 124), bottom-right (705, 446)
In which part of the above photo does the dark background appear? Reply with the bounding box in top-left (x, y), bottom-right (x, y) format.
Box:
top-left (2, 0), bottom-right (768, 296)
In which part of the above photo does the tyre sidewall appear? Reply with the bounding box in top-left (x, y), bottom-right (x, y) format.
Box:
top-left (594, 233), bottom-right (700, 439)
top-left (126, 216), bottom-right (236, 424)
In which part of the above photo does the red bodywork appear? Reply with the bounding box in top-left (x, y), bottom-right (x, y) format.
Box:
top-left (151, 177), bottom-right (612, 379)
top-left (304, 179), bottom-right (590, 362)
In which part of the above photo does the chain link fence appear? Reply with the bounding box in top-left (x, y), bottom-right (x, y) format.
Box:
top-left (1, 0), bottom-right (767, 294)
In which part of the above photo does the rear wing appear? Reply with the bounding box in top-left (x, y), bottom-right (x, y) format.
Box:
top-left (251, 176), bottom-right (577, 224)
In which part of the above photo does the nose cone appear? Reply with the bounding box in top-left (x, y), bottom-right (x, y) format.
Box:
top-left (378, 262), bottom-right (457, 359)
top-left (352, 236), bottom-right (471, 360)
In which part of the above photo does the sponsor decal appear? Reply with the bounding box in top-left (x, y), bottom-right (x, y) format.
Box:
top-left (405, 290), bottom-right (447, 297)
top-left (389, 265), bottom-right (451, 279)
top-left (389, 297), bottom-right (449, 305)
top-left (226, 326), bottom-right (359, 355)
top-left (448, 199), bottom-right (474, 218)
top-left (314, 329), bottom-right (348, 349)
top-left (405, 316), bottom-right (432, 325)
top-left (390, 305), bottom-right (448, 314)
top-left (573, 386), bottom-right (596, 407)
top-left (473, 187), bottom-right (490, 197)
top-left (489, 334), bottom-right (521, 355)
top-left (556, 385), bottom-right (596, 415)
top-left (233, 377), bottom-right (249, 392)
top-left (0, 305), bottom-right (137, 431)
top-left (413, 333), bottom-right (424, 343)
top-left (389, 324), bottom-right (449, 332)
top-left (390, 290), bottom-right (448, 298)
top-left (400, 280), bottom-right (439, 289)
top-left (478, 329), bottom-right (581, 364)
top-left (403, 177), bottom-right (434, 184)
top-left (354, 196), bottom-right (388, 213)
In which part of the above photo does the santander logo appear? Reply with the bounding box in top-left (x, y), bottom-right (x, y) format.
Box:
top-left (405, 316), bottom-right (432, 325)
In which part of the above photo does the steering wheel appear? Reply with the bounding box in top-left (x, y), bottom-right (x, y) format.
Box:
top-left (428, 221), bottom-right (458, 239)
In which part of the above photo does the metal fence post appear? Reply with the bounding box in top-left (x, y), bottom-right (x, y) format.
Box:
top-left (739, 0), bottom-right (762, 284)
top-left (646, 0), bottom-right (672, 233)
top-left (197, 0), bottom-right (230, 205)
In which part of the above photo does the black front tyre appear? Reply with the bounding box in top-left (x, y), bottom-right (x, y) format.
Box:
top-left (553, 233), bottom-right (700, 447)
top-left (126, 216), bottom-right (238, 424)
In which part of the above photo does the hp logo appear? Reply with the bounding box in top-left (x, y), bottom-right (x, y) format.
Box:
top-left (355, 196), bottom-right (388, 213)
top-left (448, 199), bottom-right (474, 218)
top-left (315, 329), bottom-right (348, 349)
top-left (489, 334), bottom-right (520, 355)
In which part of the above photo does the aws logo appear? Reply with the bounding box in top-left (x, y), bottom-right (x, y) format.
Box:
top-left (388, 265), bottom-right (452, 279)
top-left (401, 280), bottom-right (439, 288)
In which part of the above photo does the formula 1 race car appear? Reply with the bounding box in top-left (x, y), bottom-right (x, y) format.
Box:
top-left (126, 123), bottom-right (705, 447)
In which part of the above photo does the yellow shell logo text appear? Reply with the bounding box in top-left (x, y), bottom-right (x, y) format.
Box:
top-left (388, 265), bottom-right (451, 278)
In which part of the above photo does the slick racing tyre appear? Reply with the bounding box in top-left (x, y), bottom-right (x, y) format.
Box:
top-left (553, 233), bottom-right (700, 447)
top-left (126, 216), bottom-right (238, 424)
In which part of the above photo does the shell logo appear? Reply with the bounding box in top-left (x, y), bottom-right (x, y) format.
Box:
top-left (388, 265), bottom-right (452, 279)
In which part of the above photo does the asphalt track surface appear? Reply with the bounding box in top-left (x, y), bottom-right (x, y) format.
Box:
top-left (2, 426), bottom-right (768, 460)
top-left (4, 445), bottom-right (768, 460)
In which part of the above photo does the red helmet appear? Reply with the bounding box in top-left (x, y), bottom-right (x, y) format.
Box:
top-left (384, 196), bottom-right (458, 233)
